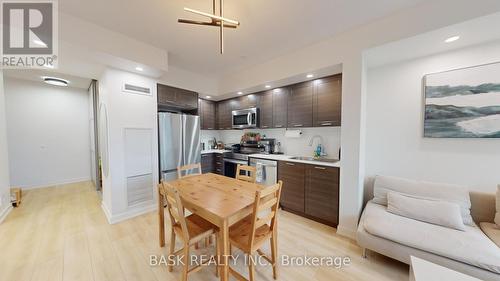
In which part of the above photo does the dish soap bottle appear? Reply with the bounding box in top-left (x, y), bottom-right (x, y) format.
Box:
top-left (314, 144), bottom-right (322, 158)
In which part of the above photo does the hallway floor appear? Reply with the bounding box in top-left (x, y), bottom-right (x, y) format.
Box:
top-left (0, 181), bottom-right (408, 281)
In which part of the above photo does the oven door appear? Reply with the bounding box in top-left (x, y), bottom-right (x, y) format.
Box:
top-left (232, 108), bottom-right (258, 129)
top-left (223, 158), bottom-right (248, 178)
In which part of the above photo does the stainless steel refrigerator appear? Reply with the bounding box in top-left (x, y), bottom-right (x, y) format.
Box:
top-left (159, 112), bottom-right (201, 182)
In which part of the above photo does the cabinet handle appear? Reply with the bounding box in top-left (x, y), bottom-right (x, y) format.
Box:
top-left (261, 126), bottom-right (268, 128)
top-left (202, 155), bottom-right (208, 157)
top-left (216, 169), bottom-right (221, 172)
top-left (320, 122), bottom-right (333, 126)
top-left (275, 125), bottom-right (283, 128)
top-left (293, 124), bottom-right (303, 127)
top-left (207, 127), bottom-right (214, 130)
top-left (314, 166), bottom-right (327, 170)
top-left (216, 162), bottom-right (221, 165)
top-left (285, 163), bottom-right (295, 166)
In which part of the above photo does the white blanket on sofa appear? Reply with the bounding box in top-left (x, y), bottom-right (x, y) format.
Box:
top-left (363, 201), bottom-right (500, 274)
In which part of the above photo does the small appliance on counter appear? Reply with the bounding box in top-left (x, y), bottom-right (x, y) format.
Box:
top-left (259, 138), bottom-right (276, 154)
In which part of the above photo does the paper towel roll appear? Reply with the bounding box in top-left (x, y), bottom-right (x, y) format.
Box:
top-left (285, 130), bottom-right (302, 138)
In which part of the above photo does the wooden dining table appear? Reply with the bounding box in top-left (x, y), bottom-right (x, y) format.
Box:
top-left (159, 173), bottom-right (265, 281)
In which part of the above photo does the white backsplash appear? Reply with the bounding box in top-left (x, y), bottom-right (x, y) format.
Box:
top-left (201, 127), bottom-right (341, 159)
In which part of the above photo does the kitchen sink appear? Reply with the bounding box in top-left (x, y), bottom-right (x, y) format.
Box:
top-left (290, 156), bottom-right (339, 163)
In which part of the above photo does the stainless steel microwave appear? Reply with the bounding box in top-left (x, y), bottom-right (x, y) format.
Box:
top-left (232, 108), bottom-right (259, 129)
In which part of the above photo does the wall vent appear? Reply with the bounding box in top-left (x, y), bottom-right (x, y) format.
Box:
top-left (122, 83), bottom-right (152, 96)
top-left (126, 173), bottom-right (153, 206)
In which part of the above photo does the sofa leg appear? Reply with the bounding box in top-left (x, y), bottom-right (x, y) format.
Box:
top-left (362, 248), bottom-right (368, 259)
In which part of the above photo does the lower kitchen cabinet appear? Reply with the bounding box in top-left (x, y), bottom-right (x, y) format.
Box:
top-left (278, 160), bottom-right (339, 227)
top-left (201, 153), bottom-right (214, 173)
top-left (305, 165), bottom-right (339, 226)
top-left (201, 153), bottom-right (224, 174)
top-left (278, 161), bottom-right (305, 213)
top-left (214, 153), bottom-right (223, 175)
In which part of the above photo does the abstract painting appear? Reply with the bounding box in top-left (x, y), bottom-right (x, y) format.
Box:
top-left (424, 62), bottom-right (500, 138)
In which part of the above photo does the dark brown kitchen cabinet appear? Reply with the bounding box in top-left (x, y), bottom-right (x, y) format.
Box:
top-left (313, 74), bottom-right (342, 127)
top-left (157, 83), bottom-right (198, 109)
top-left (259, 91), bottom-right (273, 129)
top-left (305, 165), bottom-right (339, 226)
top-left (217, 100), bottom-right (233, 130)
top-left (278, 161), bottom-right (305, 213)
top-left (278, 160), bottom-right (339, 227)
top-left (201, 153), bottom-right (215, 173)
top-left (199, 99), bottom-right (216, 130)
top-left (231, 94), bottom-right (260, 111)
top-left (214, 154), bottom-right (223, 174)
top-left (273, 88), bottom-right (288, 128)
top-left (287, 82), bottom-right (313, 128)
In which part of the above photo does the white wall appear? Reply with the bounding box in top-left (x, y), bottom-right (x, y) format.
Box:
top-left (99, 68), bottom-right (158, 223)
top-left (203, 127), bottom-right (341, 158)
top-left (4, 78), bottom-right (91, 188)
top-left (0, 71), bottom-right (12, 223)
top-left (365, 41), bottom-right (500, 195)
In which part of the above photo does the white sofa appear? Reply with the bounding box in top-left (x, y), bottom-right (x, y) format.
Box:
top-left (357, 176), bottom-right (500, 281)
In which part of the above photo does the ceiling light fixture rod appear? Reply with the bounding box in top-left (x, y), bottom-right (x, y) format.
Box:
top-left (183, 7), bottom-right (239, 26)
top-left (220, 0), bottom-right (224, 54)
top-left (177, 19), bottom-right (237, 28)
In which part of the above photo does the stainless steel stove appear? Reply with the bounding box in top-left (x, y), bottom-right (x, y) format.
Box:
top-left (222, 143), bottom-right (264, 177)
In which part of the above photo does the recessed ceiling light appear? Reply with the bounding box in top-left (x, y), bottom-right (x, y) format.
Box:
top-left (237, 91), bottom-right (243, 95)
top-left (306, 74), bottom-right (314, 78)
top-left (265, 85), bottom-right (271, 88)
top-left (33, 39), bottom-right (47, 47)
top-left (206, 95), bottom-right (212, 99)
top-left (444, 36), bottom-right (460, 43)
top-left (135, 66), bottom-right (144, 71)
top-left (43, 77), bottom-right (69, 87)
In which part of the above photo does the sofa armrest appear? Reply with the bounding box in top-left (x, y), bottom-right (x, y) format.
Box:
top-left (470, 191), bottom-right (496, 224)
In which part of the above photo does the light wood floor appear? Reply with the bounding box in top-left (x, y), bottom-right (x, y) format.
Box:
top-left (0, 181), bottom-right (409, 281)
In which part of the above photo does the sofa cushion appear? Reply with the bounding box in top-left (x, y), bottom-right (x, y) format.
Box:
top-left (373, 175), bottom-right (473, 225)
top-left (480, 222), bottom-right (500, 248)
top-left (387, 192), bottom-right (465, 231)
top-left (495, 186), bottom-right (500, 226)
top-left (363, 201), bottom-right (500, 274)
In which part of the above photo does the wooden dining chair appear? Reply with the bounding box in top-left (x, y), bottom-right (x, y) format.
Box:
top-left (159, 181), bottom-right (219, 281)
top-left (177, 163), bottom-right (202, 179)
top-left (235, 164), bottom-right (257, 183)
top-left (228, 181), bottom-right (283, 281)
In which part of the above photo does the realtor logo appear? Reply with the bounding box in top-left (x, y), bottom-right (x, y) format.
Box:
top-left (1, 1), bottom-right (58, 68)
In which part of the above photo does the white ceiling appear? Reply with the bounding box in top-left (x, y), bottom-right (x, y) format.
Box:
top-left (3, 69), bottom-right (92, 90)
top-left (365, 12), bottom-right (500, 68)
top-left (59, 0), bottom-right (428, 78)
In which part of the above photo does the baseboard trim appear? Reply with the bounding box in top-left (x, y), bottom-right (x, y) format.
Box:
top-left (101, 201), bottom-right (156, 225)
top-left (19, 177), bottom-right (91, 190)
top-left (0, 205), bottom-right (13, 224)
top-left (336, 224), bottom-right (357, 240)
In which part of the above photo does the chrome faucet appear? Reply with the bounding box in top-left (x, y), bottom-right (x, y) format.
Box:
top-left (308, 135), bottom-right (327, 156)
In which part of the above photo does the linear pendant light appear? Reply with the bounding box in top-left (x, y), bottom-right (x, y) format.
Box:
top-left (178, 0), bottom-right (240, 54)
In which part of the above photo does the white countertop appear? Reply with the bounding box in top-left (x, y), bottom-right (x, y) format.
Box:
top-left (201, 149), bottom-right (230, 154)
top-left (248, 154), bottom-right (340, 168)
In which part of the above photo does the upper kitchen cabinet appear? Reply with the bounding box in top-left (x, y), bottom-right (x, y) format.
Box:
top-left (287, 82), bottom-right (313, 128)
top-left (259, 91), bottom-right (273, 129)
top-left (157, 83), bottom-right (198, 110)
top-left (232, 94), bottom-right (260, 110)
top-left (217, 99), bottom-right (233, 130)
top-left (273, 88), bottom-right (288, 128)
top-left (313, 74), bottom-right (342, 127)
top-left (199, 98), bottom-right (217, 130)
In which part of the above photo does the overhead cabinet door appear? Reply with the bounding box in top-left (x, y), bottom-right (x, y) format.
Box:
top-left (287, 82), bottom-right (313, 128)
top-left (313, 75), bottom-right (342, 127)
